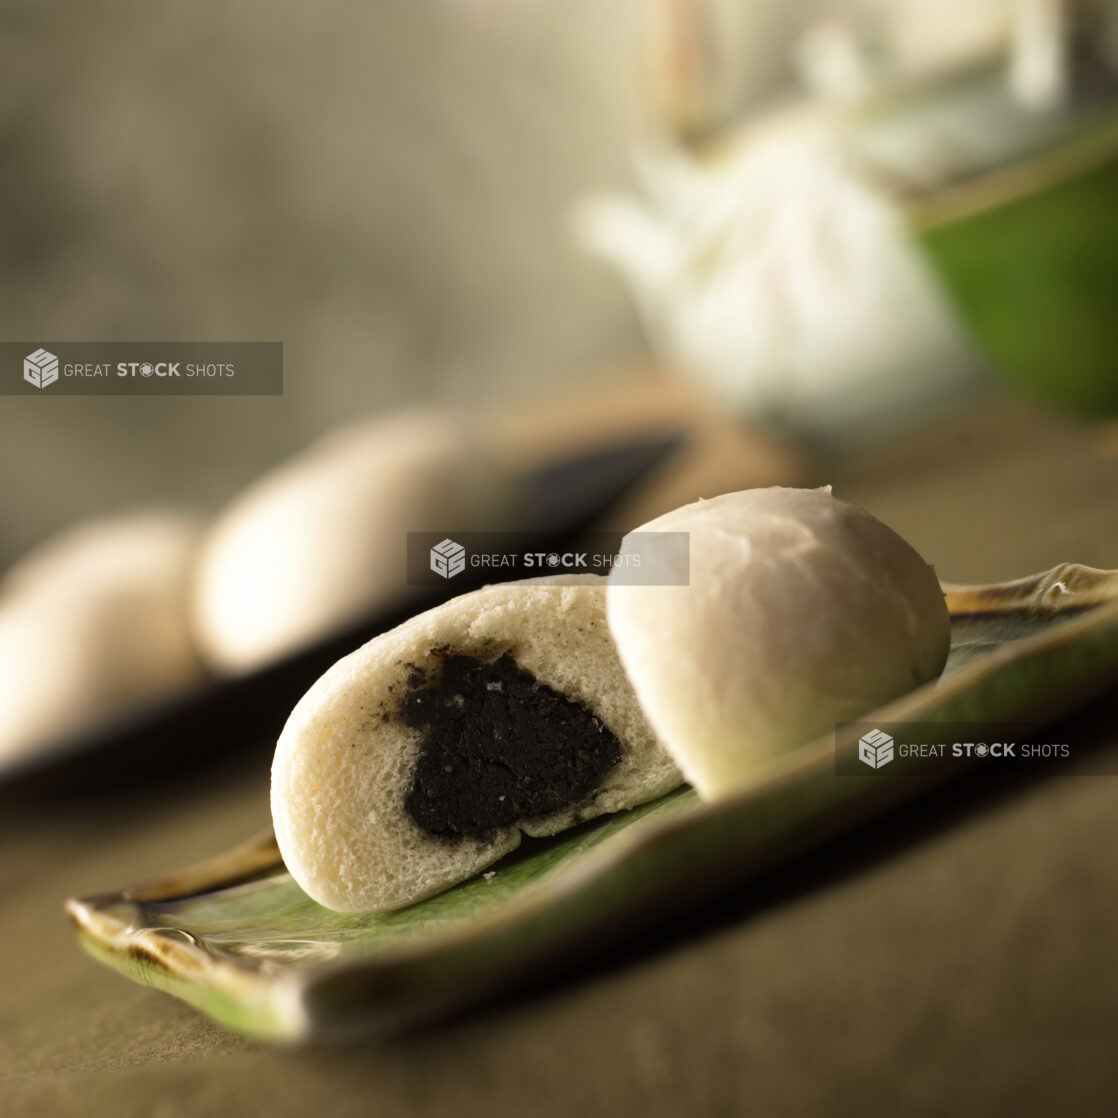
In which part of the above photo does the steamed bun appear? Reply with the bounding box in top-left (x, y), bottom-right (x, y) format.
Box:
top-left (607, 487), bottom-right (950, 798)
top-left (0, 510), bottom-right (205, 768)
top-left (193, 411), bottom-right (520, 673)
top-left (272, 575), bottom-right (681, 912)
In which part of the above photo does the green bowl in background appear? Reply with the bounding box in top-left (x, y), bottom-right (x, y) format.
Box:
top-left (914, 109), bottom-right (1118, 415)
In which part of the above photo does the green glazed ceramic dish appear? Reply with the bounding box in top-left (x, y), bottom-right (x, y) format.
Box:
top-left (67, 564), bottom-right (1118, 1042)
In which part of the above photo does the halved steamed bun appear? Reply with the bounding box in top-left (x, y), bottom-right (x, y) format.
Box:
top-left (607, 487), bottom-right (950, 799)
top-left (272, 575), bottom-right (682, 913)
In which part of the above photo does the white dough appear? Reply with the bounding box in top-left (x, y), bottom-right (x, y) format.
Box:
top-left (192, 411), bottom-right (520, 674)
top-left (271, 575), bottom-right (681, 913)
top-left (0, 510), bottom-right (206, 768)
top-left (607, 487), bottom-right (950, 799)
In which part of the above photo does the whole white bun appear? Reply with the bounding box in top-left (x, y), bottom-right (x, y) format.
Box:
top-left (607, 487), bottom-right (950, 799)
top-left (272, 575), bottom-right (681, 913)
top-left (192, 410), bottom-right (520, 674)
top-left (0, 510), bottom-right (205, 768)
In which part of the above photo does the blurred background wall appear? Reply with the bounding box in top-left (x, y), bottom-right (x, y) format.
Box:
top-left (0, 0), bottom-right (1012, 566)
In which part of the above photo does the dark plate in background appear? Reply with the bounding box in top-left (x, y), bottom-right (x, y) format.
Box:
top-left (0, 433), bottom-right (680, 802)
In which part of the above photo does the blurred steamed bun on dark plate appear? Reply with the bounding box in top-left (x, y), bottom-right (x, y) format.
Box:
top-left (0, 510), bottom-right (206, 770)
top-left (191, 409), bottom-right (521, 675)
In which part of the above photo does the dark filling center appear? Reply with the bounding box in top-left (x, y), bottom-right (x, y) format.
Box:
top-left (401, 652), bottom-right (622, 841)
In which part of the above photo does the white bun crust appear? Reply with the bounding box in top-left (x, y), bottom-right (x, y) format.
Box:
top-left (607, 487), bottom-right (950, 799)
top-left (193, 410), bottom-right (519, 674)
top-left (272, 574), bottom-right (680, 913)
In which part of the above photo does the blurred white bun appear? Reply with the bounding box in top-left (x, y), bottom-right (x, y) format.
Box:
top-left (607, 487), bottom-right (950, 799)
top-left (272, 575), bottom-right (681, 913)
top-left (193, 411), bottom-right (520, 674)
top-left (0, 510), bottom-right (205, 768)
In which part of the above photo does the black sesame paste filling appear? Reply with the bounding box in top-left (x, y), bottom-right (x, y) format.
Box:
top-left (401, 652), bottom-right (622, 842)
